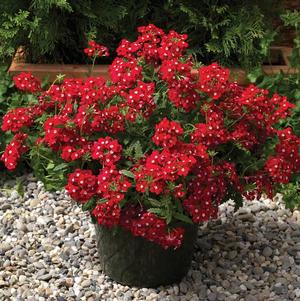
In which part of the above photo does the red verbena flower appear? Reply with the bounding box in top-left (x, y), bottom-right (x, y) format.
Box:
top-left (152, 118), bottom-right (183, 148)
top-left (97, 167), bottom-right (131, 203)
top-left (1, 133), bottom-right (28, 170)
top-left (158, 30), bottom-right (188, 60)
top-left (2, 108), bottom-right (33, 133)
top-left (84, 41), bottom-right (109, 57)
top-left (13, 72), bottom-right (41, 93)
top-left (65, 169), bottom-right (97, 203)
top-left (124, 81), bottom-right (156, 120)
top-left (198, 63), bottom-right (230, 99)
top-left (91, 137), bottom-right (122, 166)
top-left (109, 58), bottom-right (142, 87)
top-left (92, 199), bottom-right (121, 228)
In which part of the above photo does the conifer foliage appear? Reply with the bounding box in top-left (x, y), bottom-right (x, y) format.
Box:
top-left (0, 0), bottom-right (279, 68)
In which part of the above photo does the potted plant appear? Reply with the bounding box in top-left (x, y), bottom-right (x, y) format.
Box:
top-left (1, 24), bottom-right (300, 287)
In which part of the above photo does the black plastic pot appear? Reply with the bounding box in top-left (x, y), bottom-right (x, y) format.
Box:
top-left (94, 223), bottom-right (198, 287)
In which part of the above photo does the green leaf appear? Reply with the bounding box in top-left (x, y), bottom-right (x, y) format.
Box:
top-left (148, 197), bottom-right (162, 207)
top-left (82, 198), bottom-right (96, 211)
top-left (166, 210), bottom-right (172, 224)
top-left (133, 141), bottom-right (144, 161)
top-left (53, 163), bottom-right (68, 171)
top-left (97, 198), bottom-right (108, 204)
top-left (247, 67), bottom-right (263, 83)
top-left (47, 162), bottom-right (55, 170)
top-left (119, 170), bottom-right (135, 179)
top-left (148, 207), bottom-right (163, 215)
top-left (173, 212), bottom-right (193, 224)
top-left (15, 179), bottom-right (25, 198)
top-left (281, 182), bottom-right (300, 210)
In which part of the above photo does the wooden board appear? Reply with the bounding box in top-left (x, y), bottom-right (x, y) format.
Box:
top-left (8, 47), bottom-right (296, 84)
top-left (9, 62), bottom-right (110, 82)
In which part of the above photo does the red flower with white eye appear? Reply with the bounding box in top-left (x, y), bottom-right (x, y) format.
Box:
top-left (133, 149), bottom-right (196, 195)
top-left (65, 169), bottom-right (97, 203)
top-left (136, 24), bottom-right (165, 64)
top-left (1, 133), bottom-right (28, 170)
top-left (152, 118), bottom-right (183, 148)
top-left (84, 41), bottom-right (109, 57)
top-left (119, 206), bottom-right (185, 249)
top-left (91, 137), bottom-right (122, 166)
top-left (160, 59), bottom-right (192, 83)
top-left (124, 81), bottom-right (156, 120)
top-left (92, 200), bottom-right (121, 228)
top-left (198, 63), bottom-right (229, 99)
top-left (167, 78), bottom-right (200, 112)
top-left (13, 72), bottom-right (41, 93)
top-left (158, 30), bottom-right (188, 60)
top-left (162, 227), bottom-right (185, 249)
top-left (116, 39), bottom-right (141, 58)
top-left (265, 156), bottom-right (293, 184)
top-left (43, 115), bottom-right (78, 150)
top-left (61, 142), bottom-right (91, 162)
top-left (2, 108), bottom-right (33, 133)
top-left (109, 58), bottom-right (142, 87)
top-left (97, 167), bottom-right (131, 203)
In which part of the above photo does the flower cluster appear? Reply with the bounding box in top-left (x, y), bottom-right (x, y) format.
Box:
top-left (91, 137), bottom-right (122, 166)
top-left (198, 63), bottom-right (230, 99)
top-left (265, 128), bottom-right (300, 184)
top-left (1, 133), bottom-right (28, 170)
top-left (120, 204), bottom-right (185, 249)
top-left (184, 162), bottom-right (241, 223)
top-left (134, 149), bottom-right (196, 195)
top-left (152, 118), bottom-right (183, 148)
top-left (13, 72), bottom-right (41, 93)
top-left (84, 40), bottom-right (109, 58)
top-left (123, 82), bottom-right (156, 120)
top-left (2, 108), bottom-right (33, 133)
top-left (65, 169), bottom-right (98, 203)
top-left (93, 168), bottom-right (131, 227)
top-left (1, 24), bottom-right (299, 249)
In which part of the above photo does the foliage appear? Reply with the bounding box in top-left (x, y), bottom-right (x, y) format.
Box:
top-left (0, 68), bottom-right (32, 173)
top-left (281, 182), bottom-right (300, 210)
top-left (0, 0), bottom-right (279, 69)
top-left (248, 9), bottom-right (300, 209)
top-left (0, 67), bottom-right (50, 177)
top-left (1, 25), bottom-right (299, 249)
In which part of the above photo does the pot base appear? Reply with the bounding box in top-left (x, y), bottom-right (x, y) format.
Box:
top-left (94, 223), bottom-right (198, 288)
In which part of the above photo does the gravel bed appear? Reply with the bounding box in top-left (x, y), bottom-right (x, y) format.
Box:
top-left (1, 175), bottom-right (300, 301)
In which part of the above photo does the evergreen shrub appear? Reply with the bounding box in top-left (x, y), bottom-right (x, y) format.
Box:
top-left (0, 0), bottom-right (280, 68)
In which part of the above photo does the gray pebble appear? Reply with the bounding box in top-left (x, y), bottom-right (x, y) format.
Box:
top-left (29, 198), bottom-right (41, 207)
top-left (207, 292), bottom-right (217, 301)
top-left (262, 246), bottom-right (273, 257)
top-left (123, 291), bottom-right (133, 301)
top-left (81, 279), bottom-right (91, 288)
top-left (37, 274), bottom-right (52, 281)
top-left (10, 191), bottom-right (19, 200)
top-left (179, 282), bottom-right (188, 293)
top-left (0, 280), bottom-right (8, 288)
top-left (238, 213), bottom-right (255, 222)
top-left (54, 207), bottom-right (64, 214)
top-left (245, 295), bottom-right (258, 301)
top-left (15, 221), bottom-right (28, 232)
top-left (0, 204), bottom-right (12, 211)
top-left (0, 243), bottom-right (12, 253)
top-left (273, 283), bottom-right (287, 295)
top-left (228, 250), bottom-right (238, 260)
